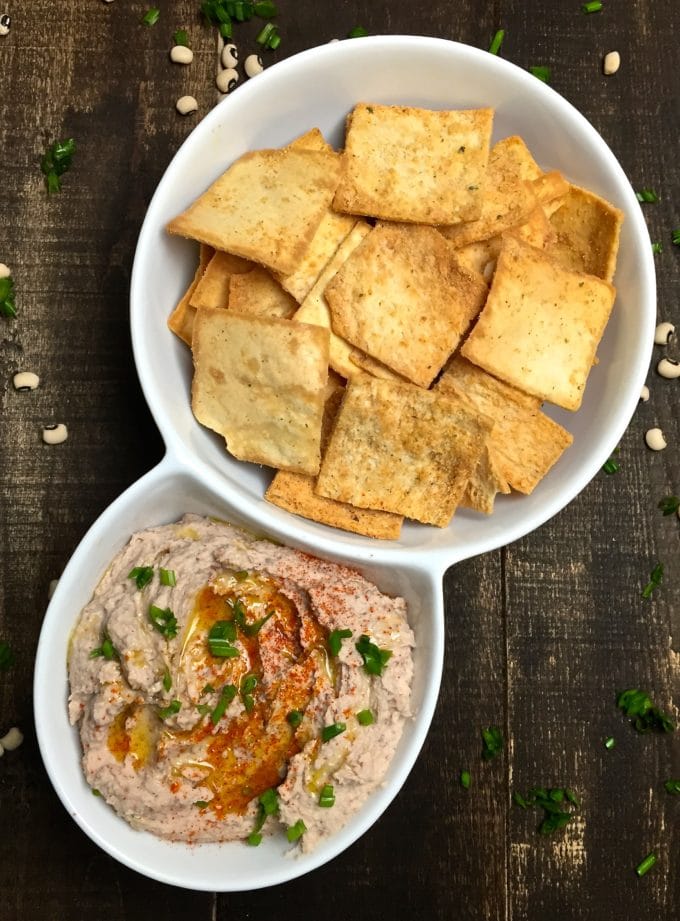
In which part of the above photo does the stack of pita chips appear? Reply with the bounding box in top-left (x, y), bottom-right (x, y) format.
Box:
top-left (166, 103), bottom-right (623, 539)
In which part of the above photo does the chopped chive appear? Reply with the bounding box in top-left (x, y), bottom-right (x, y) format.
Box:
top-left (148, 604), bottom-right (178, 639)
top-left (672, 228), bottom-right (680, 246)
top-left (41, 138), bottom-right (75, 193)
top-left (356, 709), bottom-right (374, 726)
top-left (582, 0), bottom-right (603, 12)
top-left (240, 673), bottom-right (258, 712)
top-left (460, 770), bottom-right (471, 789)
top-left (355, 635), bottom-right (392, 676)
top-left (259, 787), bottom-right (278, 815)
top-left (141, 7), bottom-right (160, 27)
top-left (158, 699), bottom-right (181, 719)
top-left (488, 29), bottom-right (505, 55)
top-left (348, 26), bottom-right (368, 38)
top-left (211, 684), bottom-right (237, 723)
top-left (658, 496), bottom-right (680, 516)
top-left (287, 709), bottom-right (303, 728)
top-left (196, 704), bottom-right (210, 716)
top-left (207, 620), bottom-right (239, 656)
top-left (159, 568), bottom-right (176, 587)
top-left (604, 735), bottom-right (615, 749)
top-left (90, 632), bottom-right (119, 661)
top-left (162, 668), bottom-right (172, 692)
top-left (219, 21), bottom-right (233, 38)
top-left (286, 819), bottom-right (306, 842)
top-left (319, 784), bottom-right (335, 807)
top-left (328, 628), bottom-right (352, 656)
top-left (652, 242), bottom-right (663, 254)
top-left (254, 1), bottom-right (278, 16)
top-left (0, 275), bottom-right (16, 319)
top-left (247, 832), bottom-right (263, 846)
top-left (602, 457), bottom-right (620, 474)
top-left (513, 786), bottom-right (578, 834)
top-left (194, 800), bottom-right (210, 809)
top-left (636, 189), bottom-right (659, 203)
top-left (481, 726), bottom-right (503, 760)
top-left (641, 562), bottom-right (663, 599)
top-left (128, 565), bottom-right (154, 590)
top-left (635, 852), bottom-right (657, 877)
top-left (513, 791), bottom-right (529, 808)
top-left (202, 683), bottom-right (215, 696)
top-left (91, 788), bottom-right (102, 797)
top-left (234, 570), bottom-right (249, 581)
top-left (529, 65), bottom-right (551, 83)
top-left (616, 688), bottom-right (675, 733)
top-left (173, 29), bottom-right (189, 46)
top-left (664, 779), bottom-right (680, 795)
top-left (321, 722), bottom-right (346, 742)
top-left (256, 21), bottom-right (276, 43)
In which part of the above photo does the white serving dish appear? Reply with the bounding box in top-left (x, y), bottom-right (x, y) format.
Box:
top-left (34, 35), bottom-right (655, 891)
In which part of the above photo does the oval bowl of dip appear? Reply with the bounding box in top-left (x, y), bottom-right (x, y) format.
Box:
top-left (130, 34), bottom-right (654, 567)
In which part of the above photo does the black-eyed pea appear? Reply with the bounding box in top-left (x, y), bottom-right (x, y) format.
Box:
top-left (654, 321), bottom-right (675, 345)
top-left (42, 423), bottom-right (68, 445)
top-left (644, 428), bottom-right (666, 451)
top-left (657, 358), bottom-right (680, 379)
top-left (176, 95), bottom-right (198, 116)
top-left (244, 54), bottom-right (264, 78)
top-left (170, 45), bottom-right (193, 65)
top-left (221, 43), bottom-right (238, 69)
top-left (216, 68), bottom-right (239, 94)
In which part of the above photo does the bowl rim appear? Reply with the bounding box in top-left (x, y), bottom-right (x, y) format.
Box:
top-left (129, 33), bottom-right (656, 571)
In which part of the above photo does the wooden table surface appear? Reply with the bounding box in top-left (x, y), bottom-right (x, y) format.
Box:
top-left (1, 2), bottom-right (678, 918)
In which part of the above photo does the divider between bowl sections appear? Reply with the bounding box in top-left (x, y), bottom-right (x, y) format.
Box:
top-left (33, 452), bottom-right (447, 890)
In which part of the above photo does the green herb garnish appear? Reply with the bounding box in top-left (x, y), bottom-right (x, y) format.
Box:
top-left (356, 709), bottom-right (374, 726)
top-left (642, 563), bottom-right (663, 599)
top-left (529, 65), bottom-right (551, 83)
top-left (672, 228), bottom-right (680, 246)
top-left (664, 779), bottom-right (680, 795)
top-left (148, 604), bottom-right (178, 639)
top-left (256, 21), bottom-right (280, 50)
top-left (240, 673), bottom-right (258, 712)
top-left (0, 641), bottom-right (14, 671)
top-left (232, 598), bottom-right (274, 637)
top-left (616, 689), bottom-right (675, 733)
top-left (173, 29), bottom-right (189, 46)
top-left (286, 819), bottom-right (306, 842)
top-left (159, 568), bottom-right (176, 587)
top-left (234, 570), bottom-right (249, 581)
top-left (211, 683), bottom-right (237, 723)
top-left (141, 7), bottom-right (160, 26)
top-left (355, 635), bottom-right (392, 676)
top-left (207, 620), bottom-right (239, 657)
top-left (582, 1), bottom-right (603, 12)
top-left (460, 770), bottom-right (471, 789)
top-left (201, 1), bottom-right (278, 42)
top-left (247, 832), bottom-right (263, 846)
top-left (319, 784), bottom-right (335, 807)
top-left (658, 496), bottom-right (680, 516)
top-left (41, 138), bottom-right (75, 193)
top-left (0, 275), bottom-right (16, 319)
top-left (287, 709), bottom-right (303, 728)
top-left (158, 699), bottom-right (181, 719)
top-left (196, 704), bottom-right (210, 716)
top-left (636, 189), bottom-right (659, 203)
top-left (328, 628), bottom-right (352, 656)
top-left (635, 852), bottom-right (657, 877)
top-left (202, 683), bottom-right (215, 696)
top-left (162, 668), bottom-right (172, 692)
top-left (488, 29), bottom-right (505, 55)
top-left (604, 736), bottom-right (615, 749)
top-left (482, 726), bottom-right (503, 760)
top-left (92, 788), bottom-right (101, 796)
top-left (194, 800), bottom-right (210, 809)
top-left (652, 242), bottom-right (663, 254)
top-left (512, 787), bottom-right (578, 835)
top-left (128, 566), bottom-right (154, 590)
top-left (89, 632), bottom-right (119, 661)
top-left (348, 26), bottom-right (368, 38)
top-left (321, 722), bottom-right (346, 743)
top-left (248, 787), bottom-right (279, 844)
top-left (602, 456), bottom-right (620, 474)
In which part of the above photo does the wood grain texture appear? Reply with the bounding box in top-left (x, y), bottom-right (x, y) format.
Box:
top-left (1, 1), bottom-right (678, 919)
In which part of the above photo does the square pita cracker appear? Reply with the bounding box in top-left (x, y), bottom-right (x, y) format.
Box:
top-left (315, 376), bottom-right (487, 527)
top-left (435, 355), bottom-right (573, 493)
top-left (265, 381), bottom-right (403, 539)
top-left (325, 223), bottom-right (488, 387)
top-left (190, 250), bottom-right (253, 310)
top-left (228, 267), bottom-right (298, 319)
top-left (460, 445), bottom-right (511, 515)
top-left (461, 236), bottom-right (616, 410)
top-left (546, 183), bottom-right (623, 282)
top-left (167, 147), bottom-right (342, 274)
top-left (348, 348), bottom-right (410, 383)
top-left (191, 310), bottom-right (329, 475)
top-left (333, 103), bottom-right (494, 224)
top-left (275, 210), bottom-right (357, 303)
top-left (288, 128), bottom-right (333, 153)
top-left (168, 244), bottom-right (214, 345)
top-left (293, 222), bottom-right (371, 378)
top-left (455, 207), bottom-right (555, 279)
top-left (439, 136), bottom-right (539, 248)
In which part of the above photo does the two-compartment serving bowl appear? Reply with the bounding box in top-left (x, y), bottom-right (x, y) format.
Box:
top-left (34, 36), bottom-right (655, 891)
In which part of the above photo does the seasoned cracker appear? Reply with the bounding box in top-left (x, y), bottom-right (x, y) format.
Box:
top-left (333, 103), bottom-right (494, 224)
top-left (461, 236), bottom-right (616, 411)
top-left (348, 349), bottom-right (410, 383)
top-left (293, 222), bottom-right (372, 378)
top-left (546, 183), bottom-right (623, 282)
top-left (276, 211), bottom-right (357, 303)
top-left (325, 223), bottom-right (488, 387)
top-left (315, 376), bottom-right (487, 527)
top-left (288, 127), bottom-right (333, 153)
top-left (191, 310), bottom-right (329, 475)
top-left (190, 250), bottom-right (253, 311)
top-left (435, 355), bottom-right (573, 493)
top-left (265, 382), bottom-right (403, 539)
top-left (168, 244), bottom-right (214, 345)
top-left (167, 148), bottom-right (342, 274)
top-left (460, 446), bottom-right (511, 515)
top-left (228, 267), bottom-right (298, 319)
top-left (455, 207), bottom-right (555, 279)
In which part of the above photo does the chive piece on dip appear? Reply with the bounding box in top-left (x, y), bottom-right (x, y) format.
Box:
top-left (321, 722), bottom-right (346, 743)
top-left (159, 568), bottom-right (177, 586)
top-left (287, 709), bottom-right (303, 728)
top-left (328, 628), bottom-right (352, 656)
top-left (286, 819), bottom-right (306, 842)
top-left (129, 566), bottom-right (154, 590)
top-left (356, 709), bottom-right (374, 726)
top-left (319, 784), bottom-right (335, 807)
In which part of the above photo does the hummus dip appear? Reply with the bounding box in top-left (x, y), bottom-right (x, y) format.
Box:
top-left (68, 515), bottom-right (414, 850)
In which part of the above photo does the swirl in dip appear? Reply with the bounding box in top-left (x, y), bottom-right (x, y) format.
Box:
top-left (68, 515), bottom-right (414, 850)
